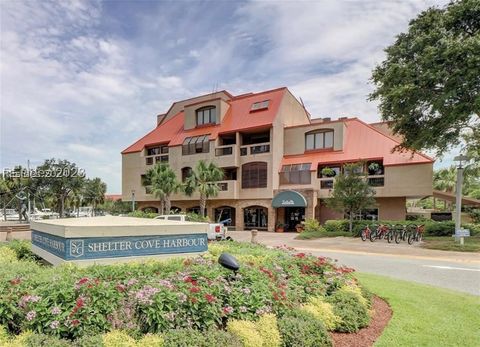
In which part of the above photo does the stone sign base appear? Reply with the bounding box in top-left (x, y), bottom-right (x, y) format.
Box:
top-left (30, 216), bottom-right (209, 266)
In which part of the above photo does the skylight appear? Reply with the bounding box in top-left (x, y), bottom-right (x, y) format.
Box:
top-left (250, 100), bottom-right (270, 112)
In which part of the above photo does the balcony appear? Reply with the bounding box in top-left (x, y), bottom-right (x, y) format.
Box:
top-left (216, 180), bottom-right (238, 199)
top-left (240, 142), bottom-right (270, 156)
top-left (368, 175), bottom-right (385, 187)
top-left (215, 145), bottom-right (234, 156)
top-left (145, 155), bottom-right (168, 165)
top-left (213, 144), bottom-right (238, 167)
top-left (317, 175), bottom-right (385, 197)
top-left (279, 171), bottom-right (311, 185)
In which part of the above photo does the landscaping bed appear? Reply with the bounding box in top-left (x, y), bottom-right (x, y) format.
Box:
top-left (0, 240), bottom-right (374, 346)
top-left (420, 235), bottom-right (480, 252)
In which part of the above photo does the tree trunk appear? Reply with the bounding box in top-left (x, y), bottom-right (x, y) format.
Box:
top-left (349, 211), bottom-right (353, 233)
top-left (200, 194), bottom-right (207, 217)
top-left (159, 199), bottom-right (165, 215)
top-left (165, 197), bottom-right (171, 215)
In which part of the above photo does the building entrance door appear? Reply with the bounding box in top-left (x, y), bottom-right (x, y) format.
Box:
top-left (284, 207), bottom-right (305, 231)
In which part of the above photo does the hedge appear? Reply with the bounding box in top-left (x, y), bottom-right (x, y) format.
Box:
top-left (323, 220), bottom-right (480, 237)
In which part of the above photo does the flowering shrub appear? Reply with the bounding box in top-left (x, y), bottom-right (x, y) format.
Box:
top-left (326, 288), bottom-right (371, 333)
top-left (0, 240), bottom-right (371, 345)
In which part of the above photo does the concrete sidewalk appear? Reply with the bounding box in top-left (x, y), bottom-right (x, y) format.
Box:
top-left (228, 231), bottom-right (480, 264)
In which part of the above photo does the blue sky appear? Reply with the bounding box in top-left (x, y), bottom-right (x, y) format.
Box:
top-left (1, 0), bottom-right (454, 193)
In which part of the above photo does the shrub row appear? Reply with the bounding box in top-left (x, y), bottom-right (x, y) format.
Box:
top-left (323, 219), bottom-right (480, 237)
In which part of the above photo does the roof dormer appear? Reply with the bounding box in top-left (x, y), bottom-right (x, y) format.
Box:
top-left (183, 98), bottom-right (230, 130)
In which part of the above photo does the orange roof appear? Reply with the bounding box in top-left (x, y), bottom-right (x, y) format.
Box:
top-left (280, 118), bottom-right (434, 170)
top-left (122, 87), bottom-right (286, 153)
top-left (105, 194), bottom-right (122, 201)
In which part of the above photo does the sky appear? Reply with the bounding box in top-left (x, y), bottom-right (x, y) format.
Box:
top-left (0, 0), bottom-right (453, 193)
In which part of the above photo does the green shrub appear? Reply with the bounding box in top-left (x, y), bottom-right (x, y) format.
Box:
top-left (102, 330), bottom-right (136, 347)
top-left (73, 334), bottom-right (104, 347)
top-left (424, 221), bottom-right (455, 236)
top-left (22, 333), bottom-right (71, 347)
top-left (127, 211), bottom-right (158, 219)
top-left (0, 325), bottom-right (9, 344)
top-left (278, 310), bottom-right (332, 347)
top-left (257, 314), bottom-right (281, 347)
top-left (202, 328), bottom-right (242, 347)
top-left (227, 320), bottom-right (263, 347)
top-left (6, 240), bottom-right (40, 261)
top-left (163, 328), bottom-right (239, 347)
top-left (304, 218), bottom-right (322, 233)
top-left (327, 289), bottom-right (370, 333)
top-left (0, 246), bottom-right (18, 263)
top-left (462, 223), bottom-right (480, 236)
top-left (138, 334), bottom-right (164, 346)
top-left (300, 297), bottom-right (341, 331)
top-left (185, 212), bottom-right (210, 222)
top-left (324, 220), bottom-right (350, 233)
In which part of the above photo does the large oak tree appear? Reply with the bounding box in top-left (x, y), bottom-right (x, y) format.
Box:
top-left (370, 0), bottom-right (479, 158)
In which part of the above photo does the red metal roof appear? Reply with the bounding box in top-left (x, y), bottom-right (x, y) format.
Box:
top-left (122, 87), bottom-right (286, 153)
top-left (280, 118), bottom-right (434, 170)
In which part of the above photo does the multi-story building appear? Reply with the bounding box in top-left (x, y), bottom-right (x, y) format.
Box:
top-left (122, 87), bottom-right (433, 231)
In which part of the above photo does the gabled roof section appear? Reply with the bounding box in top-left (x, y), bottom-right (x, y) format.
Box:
top-left (281, 118), bottom-right (434, 169)
top-left (122, 87), bottom-right (287, 153)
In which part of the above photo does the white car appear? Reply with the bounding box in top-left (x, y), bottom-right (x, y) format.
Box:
top-left (154, 214), bottom-right (230, 241)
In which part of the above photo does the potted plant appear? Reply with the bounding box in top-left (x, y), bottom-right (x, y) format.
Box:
top-left (295, 223), bottom-right (304, 233)
top-left (321, 167), bottom-right (336, 178)
top-left (368, 162), bottom-right (381, 175)
top-left (275, 222), bottom-right (285, 233)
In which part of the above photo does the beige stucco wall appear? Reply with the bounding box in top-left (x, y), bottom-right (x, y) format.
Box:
top-left (383, 163), bottom-right (433, 197)
top-left (377, 197), bottom-right (406, 220)
top-left (183, 98), bottom-right (230, 130)
top-left (283, 121), bottom-right (344, 156)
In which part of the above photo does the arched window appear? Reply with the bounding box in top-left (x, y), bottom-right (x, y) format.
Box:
top-left (242, 162), bottom-right (267, 188)
top-left (305, 129), bottom-right (334, 150)
top-left (196, 106), bottom-right (216, 126)
top-left (214, 206), bottom-right (236, 226)
top-left (243, 206), bottom-right (268, 229)
top-left (142, 206), bottom-right (158, 213)
top-left (170, 206), bottom-right (182, 214)
top-left (181, 167), bottom-right (192, 182)
top-left (186, 206), bottom-right (201, 215)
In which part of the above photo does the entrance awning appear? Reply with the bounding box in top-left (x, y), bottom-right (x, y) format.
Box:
top-left (272, 190), bottom-right (307, 208)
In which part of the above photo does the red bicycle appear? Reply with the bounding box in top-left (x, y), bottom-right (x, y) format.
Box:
top-left (408, 224), bottom-right (425, 244)
top-left (369, 224), bottom-right (390, 242)
top-left (360, 224), bottom-right (375, 241)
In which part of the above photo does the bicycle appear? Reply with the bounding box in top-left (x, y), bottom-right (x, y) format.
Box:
top-left (408, 224), bottom-right (425, 244)
top-left (361, 224), bottom-right (376, 241)
top-left (369, 224), bottom-right (389, 242)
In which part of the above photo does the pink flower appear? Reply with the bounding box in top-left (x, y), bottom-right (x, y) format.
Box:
top-left (127, 278), bottom-right (138, 286)
top-left (51, 307), bottom-right (61, 315)
top-left (177, 293), bottom-right (187, 303)
top-left (135, 285), bottom-right (160, 305)
top-left (239, 306), bottom-right (248, 313)
top-left (164, 312), bottom-right (176, 321)
top-left (189, 286), bottom-right (200, 294)
top-left (19, 295), bottom-right (41, 308)
top-left (222, 306), bottom-right (234, 315)
top-left (26, 311), bottom-right (36, 321)
top-left (204, 294), bottom-right (216, 303)
top-left (50, 320), bottom-right (60, 329)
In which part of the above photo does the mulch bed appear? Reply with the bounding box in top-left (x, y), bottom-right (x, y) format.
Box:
top-left (331, 296), bottom-right (392, 347)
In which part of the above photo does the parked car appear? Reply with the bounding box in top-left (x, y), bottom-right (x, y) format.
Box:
top-left (154, 214), bottom-right (231, 241)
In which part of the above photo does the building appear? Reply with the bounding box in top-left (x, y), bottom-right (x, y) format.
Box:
top-left (122, 87), bottom-right (434, 231)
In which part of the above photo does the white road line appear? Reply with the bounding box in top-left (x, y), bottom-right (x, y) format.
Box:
top-left (422, 265), bottom-right (480, 272)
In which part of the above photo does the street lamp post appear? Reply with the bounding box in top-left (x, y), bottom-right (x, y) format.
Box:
top-left (131, 190), bottom-right (135, 212)
top-left (454, 155), bottom-right (469, 246)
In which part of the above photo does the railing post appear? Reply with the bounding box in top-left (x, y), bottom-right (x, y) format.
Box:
top-left (251, 229), bottom-right (258, 244)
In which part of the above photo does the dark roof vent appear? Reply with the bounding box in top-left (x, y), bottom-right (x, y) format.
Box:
top-left (323, 117), bottom-right (331, 122)
top-left (338, 117), bottom-right (348, 121)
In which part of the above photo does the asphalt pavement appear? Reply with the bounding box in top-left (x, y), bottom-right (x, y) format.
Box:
top-left (228, 231), bottom-right (480, 296)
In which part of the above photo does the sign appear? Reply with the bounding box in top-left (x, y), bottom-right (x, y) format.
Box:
top-left (454, 229), bottom-right (470, 237)
top-left (32, 230), bottom-right (208, 261)
top-left (272, 190), bottom-right (307, 208)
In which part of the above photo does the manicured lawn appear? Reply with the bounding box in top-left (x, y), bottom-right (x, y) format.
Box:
top-left (356, 273), bottom-right (480, 347)
top-left (296, 230), bottom-right (352, 240)
top-left (420, 235), bottom-right (480, 252)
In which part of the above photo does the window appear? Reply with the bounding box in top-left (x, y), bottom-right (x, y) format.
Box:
top-left (242, 162), bottom-right (267, 188)
top-left (317, 165), bottom-right (341, 178)
top-left (280, 163), bottom-right (311, 184)
top-left (196, 107), bottom-right (216, 126)
top-left (215, 206), bottom-right (236, 226)
top-left (182, 134), bottom-right (210, 155)
top-left (305, 130), bottom-right (334, 150)
top-left (146, 145), bottom-right (168, 156)
top-left (250, 100), bottom-right (270, 112)
top-left (244, 206), bottom-right (268, 229)
top-left (146, 157), bottom-right (153, 165)
top-left (181, 167), bottom-right (192, 182)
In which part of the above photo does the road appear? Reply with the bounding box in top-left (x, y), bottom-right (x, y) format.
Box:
top-left (228, 231), bottom-right (480, 296)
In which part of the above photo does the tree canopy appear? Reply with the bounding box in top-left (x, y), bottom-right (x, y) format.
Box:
top-left (370, 0), bottom-right (480, 158)
top-left (326, 163), bottom-right (376, 232)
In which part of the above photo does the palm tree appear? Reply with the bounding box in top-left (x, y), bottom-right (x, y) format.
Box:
top-left (433, 167), bottom-right (457, 210)
top-left (184, 160), bottom-right (223, 217)
top-left (84, 178), bottom-right (107, 216)
top-left (146, 163), bottom-right (180, 215)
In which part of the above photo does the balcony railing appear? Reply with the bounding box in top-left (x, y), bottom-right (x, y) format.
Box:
top-left (218, 182), bottom-right (228, 191)
top-left (145, 155), bottom-right (168, 165)
top-left (215, 145), bottom-right (234, 156)
top-left (280, 171), bottom-right (311, 185)
top-left (319, 175), bottom-right (385, 190)
top-left (240, 142), bottom-right (270, 156)
top-left (368, 176), bottom-right (385, 187)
